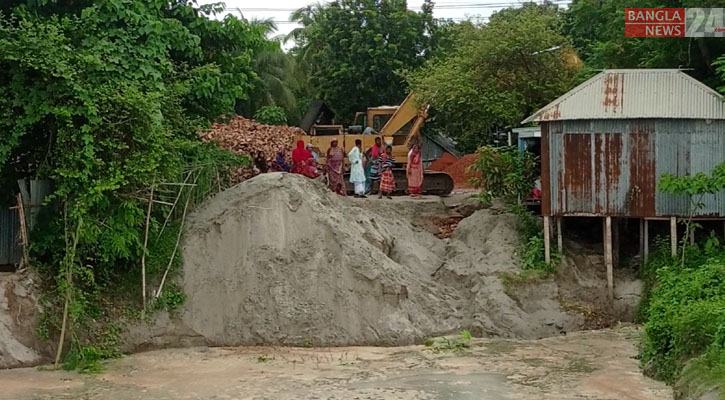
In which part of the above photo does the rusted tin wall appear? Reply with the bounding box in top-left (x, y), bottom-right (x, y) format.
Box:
top-left (543, 119), bottom-right (725, 217)
top-left (655, 120), bottom-right (725, 216)
top-left (0, 209), bottom-right (21, 265)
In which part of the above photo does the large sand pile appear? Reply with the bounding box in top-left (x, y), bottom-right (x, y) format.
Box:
top-left (0, 272), bottom-right (47, 368)
top-left (137, 173), bottom-right (637, 347)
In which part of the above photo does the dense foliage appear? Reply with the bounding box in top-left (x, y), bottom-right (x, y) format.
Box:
top-left (0, 0), bottom-right (264, 367)
top-left (253, 106), bottom-right (288, 126)
top-left (407, 4), bottom-right (581, 151)
top-left (237, 19), bottom-right (304, 124)
top-left (468, 146), bottom-right (539, 206)
top-left (564, 0), bottom-right (725, 88)
top-left (640, 237), bottom-right (725, 397)
top-left (289, 0), bottom-right (436, 123)
top-left (638, 164), bottom-right (725, 397)
top-left (658, 163), bottom-right (725, 266)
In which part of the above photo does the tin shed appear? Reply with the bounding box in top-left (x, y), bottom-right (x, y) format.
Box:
top-left (523, 69), bottom-right (725, 300)
top-left (523, 69), bottom-right (725, 219)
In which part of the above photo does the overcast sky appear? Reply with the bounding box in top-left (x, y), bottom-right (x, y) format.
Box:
top-left (199, 0), bottom-right (571, 48)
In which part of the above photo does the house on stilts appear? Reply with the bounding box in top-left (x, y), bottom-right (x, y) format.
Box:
top-left (522, 69), bottom-right (725, 300)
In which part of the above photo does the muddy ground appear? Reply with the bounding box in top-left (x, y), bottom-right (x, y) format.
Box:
top-left (0, 326), bottom-right (670, 400)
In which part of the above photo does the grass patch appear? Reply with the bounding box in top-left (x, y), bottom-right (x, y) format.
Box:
top-left (677, 347), bottom-right (725, 400)
top-left (424, 330), bottom-right (472, 353)
top-left (499, 269), bottom-right (551, 293)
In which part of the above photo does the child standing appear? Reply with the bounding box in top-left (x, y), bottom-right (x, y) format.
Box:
top-left (378, 145), bottom-right (395, 199)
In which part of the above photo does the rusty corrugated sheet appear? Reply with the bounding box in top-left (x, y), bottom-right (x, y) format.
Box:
top-left (546, 120), bottom-right (657, 217)
top-left (563, 133), bottom-right (593, 212)
top-left (523, 70), bottom-right (725, 123)
top-left (655, 120), bottom-right (725, 216)
top-left (628, 126), bottom-right (656, 216)
top-left (0, 209), bottom-right (21, 265)
top-left (545, 119), bottom-right (725, 218)
top-left (541, 124), bottom-right (551, 216)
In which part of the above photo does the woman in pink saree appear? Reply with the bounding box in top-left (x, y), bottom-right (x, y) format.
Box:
top-left (406, 144), bottom-right (423, 197)
top-left (326, 139), bottom-right (346, 195)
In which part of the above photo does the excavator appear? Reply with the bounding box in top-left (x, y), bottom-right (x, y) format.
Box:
top-left (295, 93), bottom-right (454, 195)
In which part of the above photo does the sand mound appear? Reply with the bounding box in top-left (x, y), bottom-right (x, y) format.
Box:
top-left (443, 154), bottom-right (480, 189)
top-left (135, 173), bottom-right (638, 347)
top-left (0, 272), bottom-right (47, 368)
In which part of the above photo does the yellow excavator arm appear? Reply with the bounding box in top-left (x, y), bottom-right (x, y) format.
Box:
top-left (379, 92), bottom-right (429, 147)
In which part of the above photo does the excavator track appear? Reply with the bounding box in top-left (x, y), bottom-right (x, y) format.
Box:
top-left (344, 169), bottom-right (454, 196)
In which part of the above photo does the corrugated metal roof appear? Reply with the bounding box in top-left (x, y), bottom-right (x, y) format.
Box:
top-left (523, 69), bottom-right (725, 123)
top-left (513, 127), bottom-right (540, 138)
top-left (423, 131), bottom-right (460, 157)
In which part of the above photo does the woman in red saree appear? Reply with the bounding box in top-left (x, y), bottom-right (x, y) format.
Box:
top-left (292, 140), bottom-right (319, 178)
top-left (406, 144), bottom-right (423, 197)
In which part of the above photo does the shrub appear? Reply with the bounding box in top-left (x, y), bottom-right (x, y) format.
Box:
top-left (468, 146), bottom-right (538, 206)
top-left (508, 204), bottom-right (559, 273)
top-left (253, 106), bottom-right (288, 126)
top-left (640, 239), bottom-right (725, 395)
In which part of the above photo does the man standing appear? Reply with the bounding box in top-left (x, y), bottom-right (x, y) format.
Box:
top-left (348, 139), bottom-right (366, 198)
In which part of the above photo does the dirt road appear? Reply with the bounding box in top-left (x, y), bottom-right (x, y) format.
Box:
top-left (0, 326), bottom-right (670, 400)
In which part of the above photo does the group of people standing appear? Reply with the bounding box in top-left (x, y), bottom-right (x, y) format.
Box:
top-left (254, 137), bottom-right (424, 198)
top-left (347, 137), bottom-right (423, 199)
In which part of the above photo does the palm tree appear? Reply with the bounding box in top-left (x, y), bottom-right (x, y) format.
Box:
top-left (238, 18), bottom-right (301, 121)
top-left (285, 3), bottom-right (326, 67)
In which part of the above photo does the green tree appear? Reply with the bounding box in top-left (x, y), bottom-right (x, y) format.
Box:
top-left (0, 0), bottom-right (263, 367)
top-left (292, 0), bottom-right (435, 122)
top-left (237, 19), bottom-right (302, 123)
top-left (408, 3), bottom-right (580, 151)
top-left (564, 0), bottom-right (725, 88)
top-left (658, 163), bottom-right (725, 266)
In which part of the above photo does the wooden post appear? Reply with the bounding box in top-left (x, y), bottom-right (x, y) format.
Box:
top-left (604, 216), bottom-right (614, 302)
top-left (644, 219), bottom-right (649, 265)
top-left (556, 217), bottom-right (563, 253)
top-left (670, 217), bottom-right (677, 258)
top-left (690, 225), bottom-right (695, 246)
top-left (543, 216), bottom-right (551, 263)
top-left (15, 193), bottom-right (30, 269)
